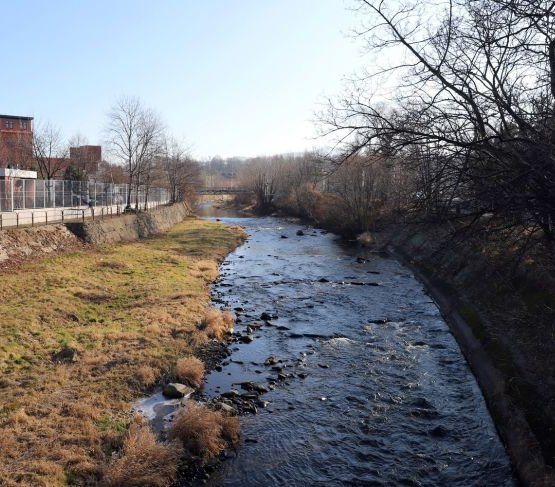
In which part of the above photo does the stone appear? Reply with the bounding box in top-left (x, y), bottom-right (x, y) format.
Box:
top-left (264, 356), bottom-right (279, 366)
top-left (239, 335), bottom-right (254, 344)
top-left (216, 402), bottom-right (236, 414)
top-left (221, 390), bottom-right (240, 398)
top-left (318, 277), bottom-right (329, 283)
top-left (296, 230), bottom-right (304, 236)
top-left (52, 346), bottom-right (78, 363)
top-left (162, 383), bottom-right (193, 399)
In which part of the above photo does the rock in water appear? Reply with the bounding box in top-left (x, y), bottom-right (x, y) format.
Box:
top-left (296, 230), bottom-right (304, 236)
top-left (163, 383), bottom-right (193, 399)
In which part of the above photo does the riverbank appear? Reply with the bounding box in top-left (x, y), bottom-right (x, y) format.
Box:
top-left (0, 217), bottom-right (246, 486)
top-left (378, 223), bottom-right (555, 486)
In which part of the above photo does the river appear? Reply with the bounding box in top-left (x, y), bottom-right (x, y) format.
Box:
top-left (195, 209), bottom-right (514, 486)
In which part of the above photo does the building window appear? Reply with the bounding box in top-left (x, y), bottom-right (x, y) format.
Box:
top-left (20, 121), bottom-right (27, 129)
top-left (4, 120), bottom-right (13, 129)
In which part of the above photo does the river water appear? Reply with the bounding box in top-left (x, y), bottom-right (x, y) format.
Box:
top-left (198, 210), bottom-right (514, 486)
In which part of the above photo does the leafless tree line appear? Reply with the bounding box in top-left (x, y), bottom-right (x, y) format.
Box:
top-left (5, 96), bottom-right (199, 209)
top-left (238, 151), bottom-right (408, 233)
top-left (106, 96), bottom-right (199, 210)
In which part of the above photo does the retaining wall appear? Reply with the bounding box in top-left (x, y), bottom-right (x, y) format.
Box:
top-left (65, 203), bottom-right (191, 244)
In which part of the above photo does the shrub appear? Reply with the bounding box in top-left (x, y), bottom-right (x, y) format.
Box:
top-left (168, 401), bottom-right (240, 462)
top-left (175, 356), bottom-right (205, 388)
top-left (103, 422), bottom-right (181, 487)
top-left (199, 309), bottom-right (234, 341)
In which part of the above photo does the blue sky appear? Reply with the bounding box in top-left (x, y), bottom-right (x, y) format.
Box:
top-left (1, 1), bottom-right (363, 159)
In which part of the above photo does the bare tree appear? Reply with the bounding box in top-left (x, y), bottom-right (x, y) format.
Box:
top-left (106, 96), bottom-right (164, 209)
top-left (322, 0), bottom-right (555, 246)
top-left (240, 156), bottom-right (284, 212)
top-left (162, 137), bottom-right (199, 203)
top-left (32, 121), bottom-right (67, 180)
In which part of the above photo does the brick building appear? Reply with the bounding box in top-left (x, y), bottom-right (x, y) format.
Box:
top-left (69, 145), bottom-right (102, 175)
top-left (0, 114), bottom-right (34, 168)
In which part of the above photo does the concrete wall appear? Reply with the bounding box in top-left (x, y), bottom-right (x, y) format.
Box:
top-left (66, 203), bottom-right (191, 244)
top-left (0, 204), bottom-right (191, 266)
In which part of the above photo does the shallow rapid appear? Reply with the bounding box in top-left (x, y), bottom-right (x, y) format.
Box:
top-left (200, 213), bottom-right (514, 486)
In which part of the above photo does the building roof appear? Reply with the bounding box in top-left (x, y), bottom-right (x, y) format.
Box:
top-left (0, 114), bottom-right (34, 121)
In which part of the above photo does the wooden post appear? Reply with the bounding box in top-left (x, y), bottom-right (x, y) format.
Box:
top-left (32, 212), bottom-right (34, 227)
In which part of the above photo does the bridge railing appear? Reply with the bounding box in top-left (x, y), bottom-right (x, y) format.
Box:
top-left (197, 187), bottom-right (250, 194)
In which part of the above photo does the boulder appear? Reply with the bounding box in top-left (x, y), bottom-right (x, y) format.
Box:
top-left (162, 383), bottom-right (193, 399)
top-left (296, 230), bottom-right (305, 236)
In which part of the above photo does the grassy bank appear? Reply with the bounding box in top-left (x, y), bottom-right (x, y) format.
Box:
top-left (0, 217), bottom-right (246, 486)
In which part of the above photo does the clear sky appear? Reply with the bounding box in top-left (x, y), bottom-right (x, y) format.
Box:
top-left (0, 0), bottom-right (364, 160)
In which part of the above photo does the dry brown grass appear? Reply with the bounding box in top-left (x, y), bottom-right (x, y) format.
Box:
top-left (132, 365), bottom-right (158, 388)
top-left (199, 308), bottom-right (235, 340)
top-left (0, 218), bottom-right (246, 486)
top-left (167, 401), bottom-right (240, 462)
top-left (103, 421), bottom-right (181, 487)
top-left (175, 356), bottom-right (205, 388)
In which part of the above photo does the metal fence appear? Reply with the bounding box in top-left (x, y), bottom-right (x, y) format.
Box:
top-left (0, 179), bottom-right (169, 212)
top-left (0, 199), bottom-right (168, 230)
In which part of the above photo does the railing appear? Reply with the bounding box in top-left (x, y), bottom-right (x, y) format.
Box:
top-left (0, 178), bottom-right (171, 230)
top-left (0, 178), bottom-right (170, 212)
top-left (197, 187), bottom-right (250, 194)
top-left (0, 199), bottom-right (168, 230)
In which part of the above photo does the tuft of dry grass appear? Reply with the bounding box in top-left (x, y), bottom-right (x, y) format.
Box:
top-left (190, 260), bottom-right (219, 281)
top-left (175, 356), bottom-right (205, 388)
top-left (168, 401), bottom-right (240, 462)
top-left (199, 308), bottom-right (235, 341)
top-left (103, 421), bottom-right (181, 487)
top-left (0, 218), bottom-right (246, 486)
top-left (132, 365), bottom-right (158, 388)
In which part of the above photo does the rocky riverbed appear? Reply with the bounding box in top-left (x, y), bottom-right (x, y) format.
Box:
top-left (183, 214), bottom-right (515, 487)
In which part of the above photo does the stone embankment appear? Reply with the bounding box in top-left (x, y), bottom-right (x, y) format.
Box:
top-left (0, 203), bottom-right (192, 268)
top-left (66, 202), bottom-right (191, 244)
top-left (378, 224), bottom-right (555, 487)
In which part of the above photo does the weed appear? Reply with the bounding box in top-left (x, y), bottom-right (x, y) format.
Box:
top-left (168, 401), bottom-right (240, 462)
top-left (199, 309), bottom-right (235, 341)
top-left (102, 421), bottom-right (181, 487)
top-left (175, 356), bottom-right (205, 388)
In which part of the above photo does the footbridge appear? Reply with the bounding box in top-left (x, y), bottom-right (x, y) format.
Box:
top-left (196, 187), bottom-right (251, 195)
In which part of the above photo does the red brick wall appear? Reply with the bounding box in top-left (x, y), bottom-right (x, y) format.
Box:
top-left (0, 116), bottom-right (34, 168)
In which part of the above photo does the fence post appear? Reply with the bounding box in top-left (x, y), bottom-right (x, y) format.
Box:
top-left (0, 213), bottom-right (3, 230)
top-left (92, 208), bottom-right (94, 220)
top-left (45, 211), bottom-right (48, 225)
top-left (62, 210), bottom-right (64, 223)
top-left (16, 213), bottom-right (19, 228)
top-left (32, 212), bottom-right (34, 227)
top-left (101, 207), bottom-right (104, 219)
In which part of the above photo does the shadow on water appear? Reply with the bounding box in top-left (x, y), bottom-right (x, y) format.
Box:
top-left (191, 204), bottom-right (514, 486)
